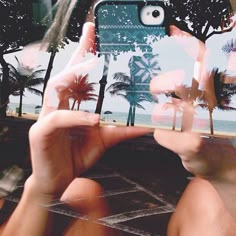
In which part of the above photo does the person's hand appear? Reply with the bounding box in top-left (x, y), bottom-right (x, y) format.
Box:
top-left (151, 25), bottom-right (236, 180)
top-left (27, 22), bottom-right (150, 201)
top-left (150, 25), bottom-right (236, 218)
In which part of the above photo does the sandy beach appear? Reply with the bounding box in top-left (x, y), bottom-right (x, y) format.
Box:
top-left (6, 112), bottom-right (39, 121)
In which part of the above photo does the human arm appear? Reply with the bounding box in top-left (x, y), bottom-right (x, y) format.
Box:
top-left (1, 22), bottom-right (150, 236)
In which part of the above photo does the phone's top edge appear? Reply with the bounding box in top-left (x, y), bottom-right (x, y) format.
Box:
top-left (93, 0), bottom-right (168, 16)
top-left (93, 0), bottom-right (170, 31)
top-left (94, 0), bottom-right (169, 7)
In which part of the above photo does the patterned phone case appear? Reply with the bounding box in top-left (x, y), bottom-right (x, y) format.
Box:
top-left (94, 0), bottom-right (169, 127)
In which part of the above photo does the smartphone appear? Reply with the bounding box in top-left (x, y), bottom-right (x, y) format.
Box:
top-left (94, 0), bottom-right (169, 127)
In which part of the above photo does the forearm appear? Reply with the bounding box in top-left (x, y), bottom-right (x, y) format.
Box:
top-left (1, 178), bottom-right (54, 236)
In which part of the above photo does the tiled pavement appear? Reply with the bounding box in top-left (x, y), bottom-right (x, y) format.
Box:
top-left (1, 134), bottom-right (192, 235)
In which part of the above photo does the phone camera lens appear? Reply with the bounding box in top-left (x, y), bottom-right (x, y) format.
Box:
top-left (152, 10), bottom-right (160, 18)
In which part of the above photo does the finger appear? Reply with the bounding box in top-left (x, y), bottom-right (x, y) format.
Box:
top-left (40, 23), bottom-right (96, 117)
top-left (100, 126), bottom-right (152, 148)
top-left (227, 52), bottom-right (236, 72)
top-left (153, 128), bottom-right (202, 158)
top-left (31, 111), bottom-right (100, 137)
top-left (150, 69), bottom-right (185, 94)
top-left (169, 25), bottom-right (206, 62)
top-left (169, 25), bottom-right (192, 37)
top-left (66, 22), bottom-right (96, 68)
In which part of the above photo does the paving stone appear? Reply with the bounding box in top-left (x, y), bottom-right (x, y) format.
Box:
top-left (103, 191), bottom-right (167, 216)
top-left (91, 176), bottom-right (136, 193)
top-left (119, 212), bottom-right (172, 236)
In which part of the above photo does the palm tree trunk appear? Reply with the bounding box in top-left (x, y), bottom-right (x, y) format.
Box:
top-left (131, 105), bottom-right (136, 126)
top-left (95, 54), bottom-right (110, 114)
top-left (126, 106), bottom-right (132, 126)
top-left (18, 90), bottom-right (24, 117)
top-left (172, 110), bottom-right (177, 131)
top-left (0, 53), bottom-right (10, 118)
top-left (77, 102), bottom-right (80, 111)
top-left (71, 100), bottom-right (76, 110)
top-left (209, 109), bottom-right (214, 135)
top-left (42, 50), bottom-right (57, 104)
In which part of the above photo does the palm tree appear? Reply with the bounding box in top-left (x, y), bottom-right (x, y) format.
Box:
top-left (222, 38), bottom-right (236, 54)
top-left (68, 74), bottom-right (97, 111)
top-left (214, 70), bottom-right (236, 121)
top-left (7, 56), bottom-right (45, 117)
top-left (106, 72), bottom-right (156, 126)
top-left (197, 69), bottom-right (236, 135)
top-left (195, 39), bottom-right (236, 134)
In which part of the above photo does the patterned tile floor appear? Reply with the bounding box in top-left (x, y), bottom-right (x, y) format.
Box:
top-left (1, 135), bottom-right (191, 235)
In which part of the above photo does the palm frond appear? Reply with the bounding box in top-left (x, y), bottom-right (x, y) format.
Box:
top-left (113, 72), bottom-right (131, 82)
top-left (82, 97), bottom-right (97, 102)
top-left (68, 74), bottom-right (98, 106)
top-left (8, 64), bottom-right (19, 76)
top-left (222, 38), bottom-right (236, 54)
top-left (11, 92), bottom-right (20, 96)
top-left (136, 104), bottom-right (145, 110)
top-left (117, 92), bottom-right (128, 97)
top-left (106, 82), bottom-right (130, 94)
top-left (139, 93), bottom-right (156, 103)
top-left (8, 72), bottom-right (18, 81)
top-left (213, 69), bottom-right (236, 111)
top-left (26, 78), bottom-right (44, 86)
top-left (27, 87), bottom-right (43, 96)
top-left (197, 103), bottom-right (209, 110)
top-left (31, 69), bottom-right (46, 77)
top-left (14, 56), bottom-right (20, 66)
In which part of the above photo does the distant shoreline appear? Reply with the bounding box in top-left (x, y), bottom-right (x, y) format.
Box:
top-left (6, 111), bottom-right (38, 121)
top-left (100, 121), bottom-right (236, 139)
top-left (5, 112), bottom-right (236, 139)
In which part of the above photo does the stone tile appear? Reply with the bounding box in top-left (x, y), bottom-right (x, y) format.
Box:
top-left (103, 191), bottom-right (167, 216)
top-left (119, 212), bottom-right (172, 236)
top-left (92, 176), bottom-right (136, 193)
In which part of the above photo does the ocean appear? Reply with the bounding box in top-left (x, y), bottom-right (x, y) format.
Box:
top-left (8, 102), bottom-right (236, 135)
top-left (101, 111), bottom-right (236, 135)
top-left (8, 102), bottom-right (42, 115)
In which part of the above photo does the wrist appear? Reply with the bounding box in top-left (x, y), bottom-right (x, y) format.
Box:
top-left (24, 176), bottom-right (60, 205)
top-left (2, 176), bottom-right (55, 236)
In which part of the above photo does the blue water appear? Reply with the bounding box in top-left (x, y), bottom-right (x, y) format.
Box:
top-left (8, 103), bottom-right (235, 134)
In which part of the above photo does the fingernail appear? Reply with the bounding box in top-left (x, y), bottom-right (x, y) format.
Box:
top-left (82, 23), bottom-right (89, 36)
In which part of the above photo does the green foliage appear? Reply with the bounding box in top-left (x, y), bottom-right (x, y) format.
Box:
top-left (3, 56), bottom-right (45, 116)
top-left (214, 69), bottom-right (236, 111)
top-left (169, 0), bottom-right (233, 42)
top-left (0, 0), bottom-right (39, 117)
top-left (0, 1), bottom-right (34, 52)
